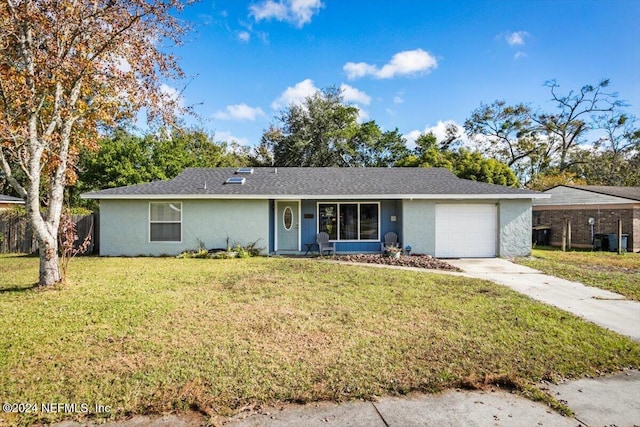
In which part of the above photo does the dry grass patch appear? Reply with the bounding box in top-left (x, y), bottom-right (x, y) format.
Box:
top-left (0, 255), bottom-right (639, 426)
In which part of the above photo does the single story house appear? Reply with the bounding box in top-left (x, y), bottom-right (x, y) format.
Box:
top-left (532, 185), bottom-right (640, 252)
top-left (82, 167), bottom-right (547, 258)
top-left (0, 194), bottom-right (24, 210)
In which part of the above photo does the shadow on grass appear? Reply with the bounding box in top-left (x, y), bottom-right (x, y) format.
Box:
top-left (0, 283), bottom-right (40, 294)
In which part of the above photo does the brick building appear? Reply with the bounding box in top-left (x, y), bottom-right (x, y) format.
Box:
top-left (532, 185), bottom-right (640, 252)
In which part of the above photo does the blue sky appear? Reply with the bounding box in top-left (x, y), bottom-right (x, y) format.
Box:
top-left (167, 0), bottom-right (640, 148)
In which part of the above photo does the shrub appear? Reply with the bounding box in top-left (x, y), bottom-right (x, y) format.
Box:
top-left (176, 239), bottom-right (264, 260)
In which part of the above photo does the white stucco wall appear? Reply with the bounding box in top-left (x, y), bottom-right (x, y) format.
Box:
top-left (499, 199), bottom-right (532, 257)
top-left (402, 199), bottom-right (532, 257)
top-left (99, 199), bottom-right (269, 256)
top-left (401, 200), bottom-right (436, 255)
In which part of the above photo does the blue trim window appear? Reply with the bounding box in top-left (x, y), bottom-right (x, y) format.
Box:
top-left (318, 202), bottom-right (379, 241)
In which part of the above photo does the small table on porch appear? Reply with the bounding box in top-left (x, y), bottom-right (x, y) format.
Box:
top-left (304, 242), bottom-right (319, 255)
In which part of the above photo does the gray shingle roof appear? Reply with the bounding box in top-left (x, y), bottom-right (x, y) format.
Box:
top-left (82, 167), bottom-right (544, 200)
top-left (561, 185), bottom-right (640, 202)
top-left (0, 194), bottom-right (24, 203)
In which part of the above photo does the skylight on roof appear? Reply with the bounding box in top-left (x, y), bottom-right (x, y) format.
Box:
top-left (225, 177), bottom-right (246, 185)
top-left (236, 167), bottom-right (254, 174)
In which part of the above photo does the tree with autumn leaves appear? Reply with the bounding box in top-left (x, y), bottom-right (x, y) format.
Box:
top-left (0, 0), bottom-right (189, 285)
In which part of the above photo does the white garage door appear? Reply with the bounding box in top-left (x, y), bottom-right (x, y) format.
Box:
top-left (435, 204), bottom-right (497, 258)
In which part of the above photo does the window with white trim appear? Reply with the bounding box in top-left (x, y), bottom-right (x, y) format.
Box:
top-left (149, 202), bottom-right (182, 242)
top-left (318, 202), bottom-right (379, 241)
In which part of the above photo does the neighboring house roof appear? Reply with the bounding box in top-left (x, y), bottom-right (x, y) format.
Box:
top-left (82, 167), bottom-right (546, 200)
top-left (533, 185), bottom-right (640, 206)
top-left (0, 194), bottom-right (24, 204)
top-left (559, 185), bottom-right (640, 202)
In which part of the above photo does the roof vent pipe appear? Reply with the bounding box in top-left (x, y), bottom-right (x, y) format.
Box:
top-left (274, 168), bottom-right (277, 174)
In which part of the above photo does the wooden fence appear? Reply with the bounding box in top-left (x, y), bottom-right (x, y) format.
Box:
top-left (0, 213), bottom-right (99, 255)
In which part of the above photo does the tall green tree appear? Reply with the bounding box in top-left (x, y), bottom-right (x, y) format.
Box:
top-left (526, 170), bottom-right (587, 191)
top-left (258, 86), bottom-right (408, 167)
top-left (463, 101), bottom-right (543, 183)
top-left (265, 87), bottom-right (359, 166)
top-left (464, 79), bottom-right (631, 186)
top-left (342, 121), bottom-right (409, 167)
top-left (534, 79), bottom-right (623, 171)
top-left (566, 112), bottom-right (639, 186)
top-left (453, 149), bottom-right (519, 186)
top-left (71, 128), bottom-right (248, 206)
top-left (395, 132), bottom-right (453, 169)
top-left (396, 132), bottom-right (519, 187)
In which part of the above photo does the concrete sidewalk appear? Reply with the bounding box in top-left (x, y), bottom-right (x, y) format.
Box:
top-left (54, 371), bottom-right (640, 426)
top-left (224, 389), bottom-right (579, 427)
top-left (447, 258), bottom-right (640, 341)
top-left (224, 370), bottom-right (640, 427)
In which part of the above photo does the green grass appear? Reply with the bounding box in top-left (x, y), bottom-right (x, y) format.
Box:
top-left (1, 255), bottom-right (639, 426)
top-left (515, 247), bottom-right (640, 301)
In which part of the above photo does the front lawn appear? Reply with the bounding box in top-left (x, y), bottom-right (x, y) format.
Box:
top-left (516, 247), bottom-right (640, 301)
top-left (1, 255), bottom-right (639, 426)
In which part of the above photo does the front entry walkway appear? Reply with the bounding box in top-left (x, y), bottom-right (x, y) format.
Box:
top-left (447, 258), bottom-right (640, 341)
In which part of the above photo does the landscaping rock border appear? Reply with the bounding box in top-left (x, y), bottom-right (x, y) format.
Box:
top-left (333, 254), bottom-right (461, 271)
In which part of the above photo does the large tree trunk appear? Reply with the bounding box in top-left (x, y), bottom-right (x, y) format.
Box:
top-left (26, 172), bottom-right (62, 286)
top-left (38, 235), bottom-right (61, 286)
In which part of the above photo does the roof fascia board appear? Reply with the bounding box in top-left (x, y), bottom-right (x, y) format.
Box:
top-left (82, 193), bottom-right (548, 200)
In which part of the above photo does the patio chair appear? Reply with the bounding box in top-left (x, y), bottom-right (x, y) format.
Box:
top-left (380, 231), bottom-right (401, 253)
top-left (316, 232), bottom-right (335, 256)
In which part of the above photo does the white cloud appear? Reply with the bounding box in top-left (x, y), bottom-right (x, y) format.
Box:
top-left (514, 51), bottom-right (527, 60)
top-left (344, 49), bottom-right (438, 80)
top-left (343, 62), bottom-right (378, 80)
top-left (498, 31), bottom-right (530, 46)
top-left (213, 103), bottom-right (265, 121)
top-left (339, 83), bottom-right (371, 105)
top-left (506, 31), bottom-right (529, 46)
top-left (250, 0), bottom-right (324, 27)
top-left (215, 130), bottom-right (251, 146)
top-left (403, 120), bottom-right (471, 150)
top-left (238, 31), bottom-right (251, 42)
top-left (271, 78), bottom-right (319, 109)
top-left (251, 0), bottom-right (288, 21)
top-left (393, 95), bottom-right (404, 105)
top-left (403, 130), bottom-right (423, 149)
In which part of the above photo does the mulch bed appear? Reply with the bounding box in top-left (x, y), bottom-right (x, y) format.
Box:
top-left (332, 253), bottom-right (461, 271)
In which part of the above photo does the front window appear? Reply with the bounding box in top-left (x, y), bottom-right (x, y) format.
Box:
top-left (360, 203), bottom-right (379, 240)
top-left (319, 203), bottom-right (338, 240)
top-left (318, 202), bottom-right (379, 241)
top-left (150, 202), bottom-right (182, 242)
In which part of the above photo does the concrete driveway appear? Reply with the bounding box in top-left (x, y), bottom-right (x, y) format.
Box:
top-left (447, 258), bottom-right (640, 341)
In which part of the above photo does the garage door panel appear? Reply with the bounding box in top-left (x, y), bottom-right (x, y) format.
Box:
top-left (435, 204), bottom-right (497, 258)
